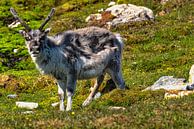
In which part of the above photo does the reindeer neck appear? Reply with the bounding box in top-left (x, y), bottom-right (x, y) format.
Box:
top-left (31, 36), bottom-right (56, 62)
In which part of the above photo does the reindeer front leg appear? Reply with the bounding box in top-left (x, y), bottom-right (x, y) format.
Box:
top-left (57, 80), bottom-right (66, 111)
top-left (66, 74), bottom-right (77, 111)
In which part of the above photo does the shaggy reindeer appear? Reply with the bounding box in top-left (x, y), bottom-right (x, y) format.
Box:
top-left (10, 8), bottom-right (125, 111)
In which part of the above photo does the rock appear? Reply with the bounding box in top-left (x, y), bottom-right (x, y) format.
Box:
top-left (144, 65), bottom-right (194, 99)
top-left (189, 65), bottom-right (194, 84)
top-left (164, 90), bottom-right (194, 99)
top-left (86, 4), bottom-right (154, 27)
top-left (7, 94), bottom-right (17, 98)
top-left (108, 106), bottom-right (126, 110)
top-left (13, 49), bottom-right (18, 53)
top-left (160, 0), bottom-right (170, 5)
top-left (108, 1), bottom-right (116, 7)
top-left (158, 10), bottom-right (166, 16)
top-left (106, 4), bottom-right (154, 25)
top-left (16, 102), bottom-right (38, 109)
top-left (51, 102), bottom-right (59, 107)
top-left (21, 111), bottom-right (34, 114)
top-left (144, 76), bottom-right (187, 91)
top-left (8, 21), bottom-right (20, 28)
top-left (98, 8), bottom-right (104, 12)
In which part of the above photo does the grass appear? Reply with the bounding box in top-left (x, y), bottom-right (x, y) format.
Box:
top-left (0, 0), bottom-right (194, 128)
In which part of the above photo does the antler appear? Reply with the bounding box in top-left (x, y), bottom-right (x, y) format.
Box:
top-left (39, 8), bottom-right (55, 31)
top-left (10, 7), bottom-right (31, 32)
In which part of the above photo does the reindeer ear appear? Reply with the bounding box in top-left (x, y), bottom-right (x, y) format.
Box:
top-left (19, 30), bottom-right (27, 37)
top-left (44, 28), bottom-right (51, 34)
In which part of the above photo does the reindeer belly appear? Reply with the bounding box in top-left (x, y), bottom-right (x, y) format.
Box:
top-left (78, 56), bottom-right (107, 79)
top-left (78, 65), bottom-right (105, 79)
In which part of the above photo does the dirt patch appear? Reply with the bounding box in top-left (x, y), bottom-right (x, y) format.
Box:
top-left (33, 119), bottom-right (65, 128)
top-left (0, 74), bottom-right (55, 93)
top-left (0, 75), bottom-right (19, 91)
top-left (94, 114), bottom-right (130, 128)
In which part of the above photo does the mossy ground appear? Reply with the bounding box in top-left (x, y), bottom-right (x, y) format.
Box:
top-left (0, 0), bottom-right (194, 128)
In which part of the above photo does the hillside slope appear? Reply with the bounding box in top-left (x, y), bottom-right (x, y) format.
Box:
top-left (0, 0), bottom-right (194, 128)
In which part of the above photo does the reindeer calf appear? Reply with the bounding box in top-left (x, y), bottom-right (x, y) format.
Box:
top-left (10, 8), bottom-right (125, 111)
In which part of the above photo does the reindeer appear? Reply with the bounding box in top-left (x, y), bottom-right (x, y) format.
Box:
top-left (10, 8), bottom-right (125, 111)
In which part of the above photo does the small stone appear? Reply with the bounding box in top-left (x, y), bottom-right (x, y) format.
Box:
top-left (21, 111), bottom-right (34, 114)
top-left (158, 10), bottom-right (166, 16)
top-left (8, 21), bottom-right (21, 28)
top-left (16, 102), bottom-right (38, 109)
top-left (160, 0), bottom-right (169, 5)
top-left (189, 65), bottom-right (194, 84)
top-left (108, 106), bottom-right (126, 110)
top-left (7, 94), bottom-right (17, 98)
top-left (51, 102), bottom-right (59, 107)
top-left (13, 49), bottom-right (18, 53)
top-left (98, 8), bottom-right (104, 12)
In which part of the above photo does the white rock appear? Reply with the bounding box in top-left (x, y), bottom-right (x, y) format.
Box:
top-left (108, 106), bottom-right (126, 110)
top-left (7, 94), bottom-right (17, 98)
top-left (13, 49), bottom-right (18, 53)
top-left (108, 1), bottom-right (116, 6)
top-left (86, 4), bottom-right (154, 27)
top-left (143, 76), bottom-right (187, 91)
top-left (51, 102), bottom-right (59, 107)
top-left (16, 102), bottom-right (38, 109)
top-left (106, 4), bottom-right (128, 17)
top-left (161, 0), bottom-right (169, 5)
top-left (21, 111), bottom-right (34, 114)
top-left (189, 65), bottom-right (194, 84)
top-left (98, 8), bottom-right (104, 12)
top-left (8, 21), bottom-right (20, 28)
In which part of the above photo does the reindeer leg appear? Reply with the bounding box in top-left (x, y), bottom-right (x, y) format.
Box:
top-left (107, 61), bottom-right (125, 89)
top-left (82, 74), bottom-right (104, 107)
top-left (66, 74), bottom-right (77, 111)
top-left (57, 80), bottom-right (66, 111)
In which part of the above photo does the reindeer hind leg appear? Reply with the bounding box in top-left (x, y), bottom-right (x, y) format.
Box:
top-left (107, 59), bottom-right (125, 89)
top-left (82, 74), bottom-right (104, 107)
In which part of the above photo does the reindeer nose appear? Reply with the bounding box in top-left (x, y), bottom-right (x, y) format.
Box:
top-left (32, 46), bottom-right (39, 50)
top-left (30, 42), bottom-right (40, 53)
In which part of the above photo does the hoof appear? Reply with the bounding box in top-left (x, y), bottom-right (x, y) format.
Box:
top-left (66, 107), bottom-right (71, 111)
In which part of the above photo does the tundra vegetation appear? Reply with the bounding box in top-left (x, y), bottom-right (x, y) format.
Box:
top-left (0, 0), bottom-right (194, 128)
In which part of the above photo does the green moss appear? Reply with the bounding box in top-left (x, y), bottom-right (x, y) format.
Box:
top-left (1, 0), bottom-right (194, 128)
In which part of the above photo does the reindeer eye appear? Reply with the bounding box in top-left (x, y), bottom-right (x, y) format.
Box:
top-left (39, 36), bottom-right (45, 42)
top-left (26, 37), bottom-right (31, 41)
